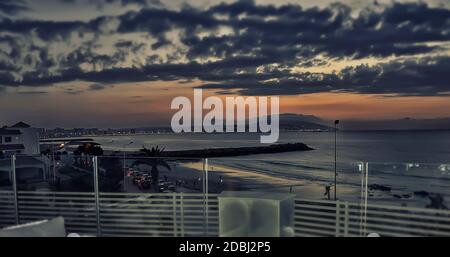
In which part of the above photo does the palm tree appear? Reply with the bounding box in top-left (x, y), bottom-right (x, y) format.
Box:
top-left (79, 143), bottom-right (103, 156)
top-left (73, 143), bottom-right (103, 167)
top-left (132, 145), bottom-right (171, 192)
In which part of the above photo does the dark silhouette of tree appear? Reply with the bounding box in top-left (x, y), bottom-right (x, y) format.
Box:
top-left (73, 143), bottom-right (104, 156)
top-left (73, 148), bottom-right (82, 166)
top-left (73, 143), bottom-right (103, 167)
top-left (78, 143), bottom-right (103, 156)
top-left (99, 156), bottom-right (123, 192)
top-left (132, 145), bottom-right (171, 192)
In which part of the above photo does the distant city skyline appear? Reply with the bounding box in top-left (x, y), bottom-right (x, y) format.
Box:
top-left (1, 0), bottom-right (450, 129)
top-left (5, 114), bottom-right (450, 132)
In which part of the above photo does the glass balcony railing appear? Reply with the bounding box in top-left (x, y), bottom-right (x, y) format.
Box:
top-left (1, 154), bottom-right (450, 237)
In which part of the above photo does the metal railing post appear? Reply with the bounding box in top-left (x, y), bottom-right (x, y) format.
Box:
top-left (335, 200), bottom-right (340, 237)
top-left (344, 201), bottom-right (349, 237)
top-left (205, 158), bottom-right (209, 236)
top-left (173, 193), bottom-right (177, 237)
top-left (202, 158), bottom-right (209, 236)
top-left (359, 162), bottom-right (365, 237)
top-left (180, 192), bottom-right (185, 237)
top-left (359, 162), bottom-right (369, 237)
top-left (93, 156), bottom-right (101, 236)
top-left (11, 155), bottom-right (19, 225)
top-left (364, 162), bottom-right (369, 236)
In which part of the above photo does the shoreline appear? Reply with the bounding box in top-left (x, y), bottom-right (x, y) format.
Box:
top-left (56, 137), bottom-right (445, 208)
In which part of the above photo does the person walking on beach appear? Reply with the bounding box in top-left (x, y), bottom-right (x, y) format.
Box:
top-left (324, 185), bottom-right (331, 200)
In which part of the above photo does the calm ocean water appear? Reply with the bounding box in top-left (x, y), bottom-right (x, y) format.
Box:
top-left (95, 130), bottom-right (450, 163)
top-left (93, 131), bottom-right (450, 206)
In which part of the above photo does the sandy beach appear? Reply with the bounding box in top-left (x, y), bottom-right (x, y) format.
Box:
top-left (148, 159), bottom-right (361, 202)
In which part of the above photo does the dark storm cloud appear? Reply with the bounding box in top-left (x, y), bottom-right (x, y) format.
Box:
top-left (120, 0), bottom-right (159, 6)
top-left (9, 55), bottom-right (280, 86)
top-left (0, 71), bottom-right (16, 86)
top-left (0, 14), bottom-right (130, 43)
top-left (0, 0), bottom-right (29, 16)
top-left (1, 0), bottom-right (450, 97)
top-left (198, 56), bottom-right (450, 96)
top-left (0, 18), bottom-right (86, 41)
top-left (5, 1), bottom-right (448, 55)
top-left (114, 40), bottom-right (146, 54)
top-left (64, 87), bottom-right (84, 95)
top-left (0, 59), bottom-right (17, 71)
top-left (86, 0), bottom-right (161, 7)
top-left (6, 54), bottom-right (450, 96)
top-left (16, 90), bottom-right (48, 95)
top-left (191, 1), bottom-right (450, 59)
top-left (89, 83), bottom-right (111, 90)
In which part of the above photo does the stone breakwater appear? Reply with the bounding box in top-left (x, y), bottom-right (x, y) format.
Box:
top-left (134, 142), bottom-right (314, 158)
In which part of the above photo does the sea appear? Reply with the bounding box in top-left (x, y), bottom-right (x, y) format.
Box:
top-left (92, 130), bottom-right (450, 207)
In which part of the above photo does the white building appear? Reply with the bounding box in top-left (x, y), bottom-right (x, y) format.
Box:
top-left (0, 122), bottom-right (40, 156)
top-left (0, 122), bottom-right (49, 188)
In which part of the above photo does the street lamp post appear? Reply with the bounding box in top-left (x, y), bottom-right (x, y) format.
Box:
top-left (52, 143), bottom-right (65, 182)
top-left (123, 141), bottom-right (134, 191)
top-left (334, 120), bottom-right (339, 201)
top-left (52, 145), bottom-right (56, 182)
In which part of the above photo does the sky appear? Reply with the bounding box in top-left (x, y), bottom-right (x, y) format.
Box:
top-left (1, 0), bottom-right (450, 129)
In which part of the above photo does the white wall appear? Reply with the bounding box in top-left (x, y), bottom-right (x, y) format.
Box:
top-left (0, 133), bottom-right (24, 155)
top-left (0, 134), bottom-right (22, 145)
top-left (18, 128), bottom-right (40, 155)
top-left (1, 127), bottom-right (40, 156)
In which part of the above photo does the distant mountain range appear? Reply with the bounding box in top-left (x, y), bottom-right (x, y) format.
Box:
top-left (131, 113), bottom-right (334, 132)
top-left (243, 113), bottom-right (332, 131)
top-left (125, 114), bottom-right (450, 132)
top-left (272, 114), bottom-right (450, 131)
top-left (273, 113), bottom-right (333, 131)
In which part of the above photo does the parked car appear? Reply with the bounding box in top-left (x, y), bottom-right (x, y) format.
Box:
top-left (126, 169), bottom-right (136, 177)
top-left (158, 181), bottom-right (175, 192)
top-left (138, 179), bottom-right (151, 190)
top-left (132, 174), bottom-right (143, 185)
